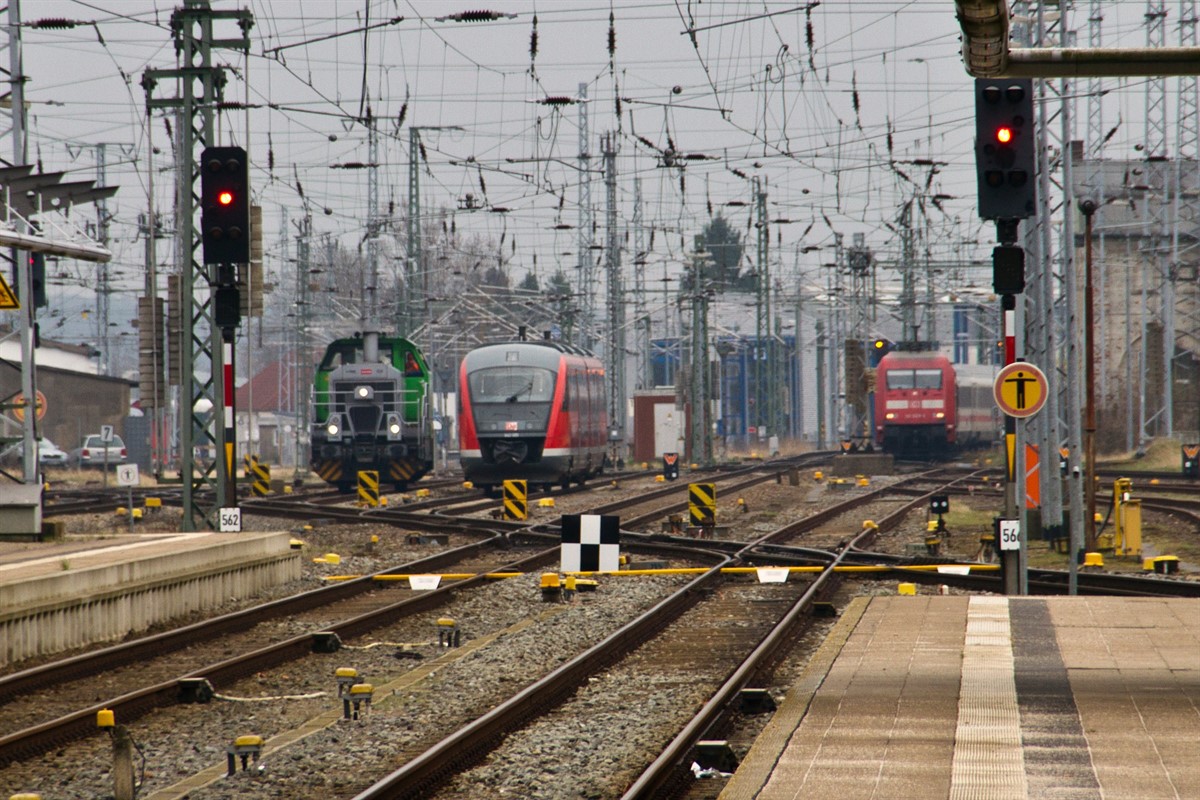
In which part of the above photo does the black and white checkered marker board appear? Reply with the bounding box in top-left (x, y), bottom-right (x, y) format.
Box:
top-left (560, 514), bottom-right (620, 572)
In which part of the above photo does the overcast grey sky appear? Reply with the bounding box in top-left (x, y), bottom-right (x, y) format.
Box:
top-left (9, 1), bottom-right (1176, 366)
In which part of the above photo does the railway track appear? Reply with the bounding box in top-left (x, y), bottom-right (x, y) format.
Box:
top-left (6, 460), bottom-right (1196, 798)
top-left (0, 459), bottom-right (821, 775)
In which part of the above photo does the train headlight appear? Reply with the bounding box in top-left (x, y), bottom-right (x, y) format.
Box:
top-left (885, 412), bottom-right (896, 420)
top-left (386, 413), bottom-right (402, 439)
top-left (935, 412), bottom-right (945, 419)
top-left (354, 385), bottom-right (375, 400)
top-left (326, 415), bottom-right (342, 438)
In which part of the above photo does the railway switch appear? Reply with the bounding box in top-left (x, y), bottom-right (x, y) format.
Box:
top-left (437, 617), bottom-right (460, 646)
top-left (1148, 555), bottom-right (1180, 574)
top-left (540, 572), bottom-right (562, 601)
top-left (226, 734), bottom-right (264, 774)
top-left (311, 631), bottom-right (343, 653)
top-left (739, 688), bottom-right (777, 714)
top-left (344, 684), bottom-right (373, 721)
top-left (1111, 478), bottom-right (1141, 556)
top-left (694, 740), bottom-right (739, 773)
top-left (979, 533), bottom-right (996, 561)
top-left (177, 678), bottom-right (215, 704)
top-left (335, 667), bottom-right (360, 698)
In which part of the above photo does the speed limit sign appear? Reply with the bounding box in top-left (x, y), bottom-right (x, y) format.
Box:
top-left (998, 519), bottom-right (1021, 551)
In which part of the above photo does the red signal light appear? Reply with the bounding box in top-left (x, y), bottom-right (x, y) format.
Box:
top-left (996, 126), bottom-right (1013, 144)
top-left (218, 190), bottom-right (234, 206)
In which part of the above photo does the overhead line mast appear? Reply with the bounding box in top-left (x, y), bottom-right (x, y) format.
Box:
top-left (142, 0), bottom-right (253, 530)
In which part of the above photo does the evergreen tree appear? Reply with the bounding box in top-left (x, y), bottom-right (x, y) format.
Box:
top-left (518, 271), bottom-right (540, 291)
top-left (695, 215), bottom-right (747, 291)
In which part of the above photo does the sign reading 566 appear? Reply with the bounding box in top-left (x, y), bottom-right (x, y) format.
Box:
top-left (997, 518), bottom-right (1021, 551)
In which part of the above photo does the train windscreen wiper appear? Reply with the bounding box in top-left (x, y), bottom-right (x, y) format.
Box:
top-left (505, 381), bottom-right (533, 402)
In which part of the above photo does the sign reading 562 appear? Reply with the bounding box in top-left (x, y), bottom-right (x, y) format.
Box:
top-left (219, 507), bottom-right (242, 533)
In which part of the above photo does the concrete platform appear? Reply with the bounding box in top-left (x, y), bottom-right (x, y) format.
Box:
top-left (0, 532), bottom-right (301, 667)
top-left (721, 595), bottom-right (1200, 800)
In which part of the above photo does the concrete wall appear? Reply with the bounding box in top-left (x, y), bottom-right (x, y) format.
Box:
top-left (0, 532), bottom-right (300, 666)
top-left (0, 360), bottom-right (133, 450)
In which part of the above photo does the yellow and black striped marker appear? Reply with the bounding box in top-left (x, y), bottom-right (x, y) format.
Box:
top-left (250, 457), bottom-right (270, 497)
top-left (689, 482), bottom-right (716, 526)
top-left (358, 470), bottom-right (381, 507)
top-left (503, 479), bottom-right (528, 521)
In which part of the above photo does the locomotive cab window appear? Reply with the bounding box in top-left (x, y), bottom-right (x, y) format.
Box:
top-left (469, 367), bottom-right (555, 403)
top-left (914, 369), bottom-right (942, 389)
top-left (886, 369), bottom-right (943, 390)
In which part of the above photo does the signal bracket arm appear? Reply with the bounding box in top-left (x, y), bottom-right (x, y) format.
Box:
top-left (956, 1), bottom-right (1200, 77)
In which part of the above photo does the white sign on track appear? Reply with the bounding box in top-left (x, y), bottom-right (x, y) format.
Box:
top-left (116, 464), bottom-right (139, 486)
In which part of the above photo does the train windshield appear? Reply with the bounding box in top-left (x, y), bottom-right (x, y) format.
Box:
top-left (468, 367), bottom-right (556, 403)
top-left (886, 368), bottom-right (943, 390)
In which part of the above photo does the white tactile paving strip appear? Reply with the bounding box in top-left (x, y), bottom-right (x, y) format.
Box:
top-left (949, 596), bottom-right (1027, 799)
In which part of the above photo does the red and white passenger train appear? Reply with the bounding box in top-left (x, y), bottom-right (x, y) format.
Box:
top-left (458, 338), bottom-right (609, 492)
top-left (873, 349), bottom-right (998, 453)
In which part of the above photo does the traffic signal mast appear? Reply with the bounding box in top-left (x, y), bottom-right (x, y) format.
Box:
top-left (975, 79), bottom-right (1035, 223)
top-left (973, 78), bottom-right (1036, 596)
top-left (199, 144), bottom-right (251, 514)
top-left (200, 146), bottom-right (249, 334)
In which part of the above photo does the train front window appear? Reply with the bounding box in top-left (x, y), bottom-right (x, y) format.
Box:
top-left (913, 369), bottom-right (943, 389)
top-left (469, 367), bottom-right (556, 403)
top-left (886, 369), bottom-right (943, 390)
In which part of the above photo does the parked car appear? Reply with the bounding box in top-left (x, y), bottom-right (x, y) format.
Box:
top-left (1, 437), bottom-right (70, 467)
top-left (70, 433), bottom-right (127, 468)
top-left (37, 438), bottom-right (69, 466)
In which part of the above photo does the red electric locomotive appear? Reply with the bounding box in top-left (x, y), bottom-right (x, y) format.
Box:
top-left (874, 350), bottom-right (998, 453)
top-left (458, 339), bottom-right (608, 492)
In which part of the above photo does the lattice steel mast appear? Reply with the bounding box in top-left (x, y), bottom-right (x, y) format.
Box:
top-left (142, 0), bottom-right (252, 529)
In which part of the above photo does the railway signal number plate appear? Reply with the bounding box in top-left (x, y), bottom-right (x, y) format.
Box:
top-left (998, 518), bottom-right (1021, 551)
top-left (219, 506), bottom-right (242, 533)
